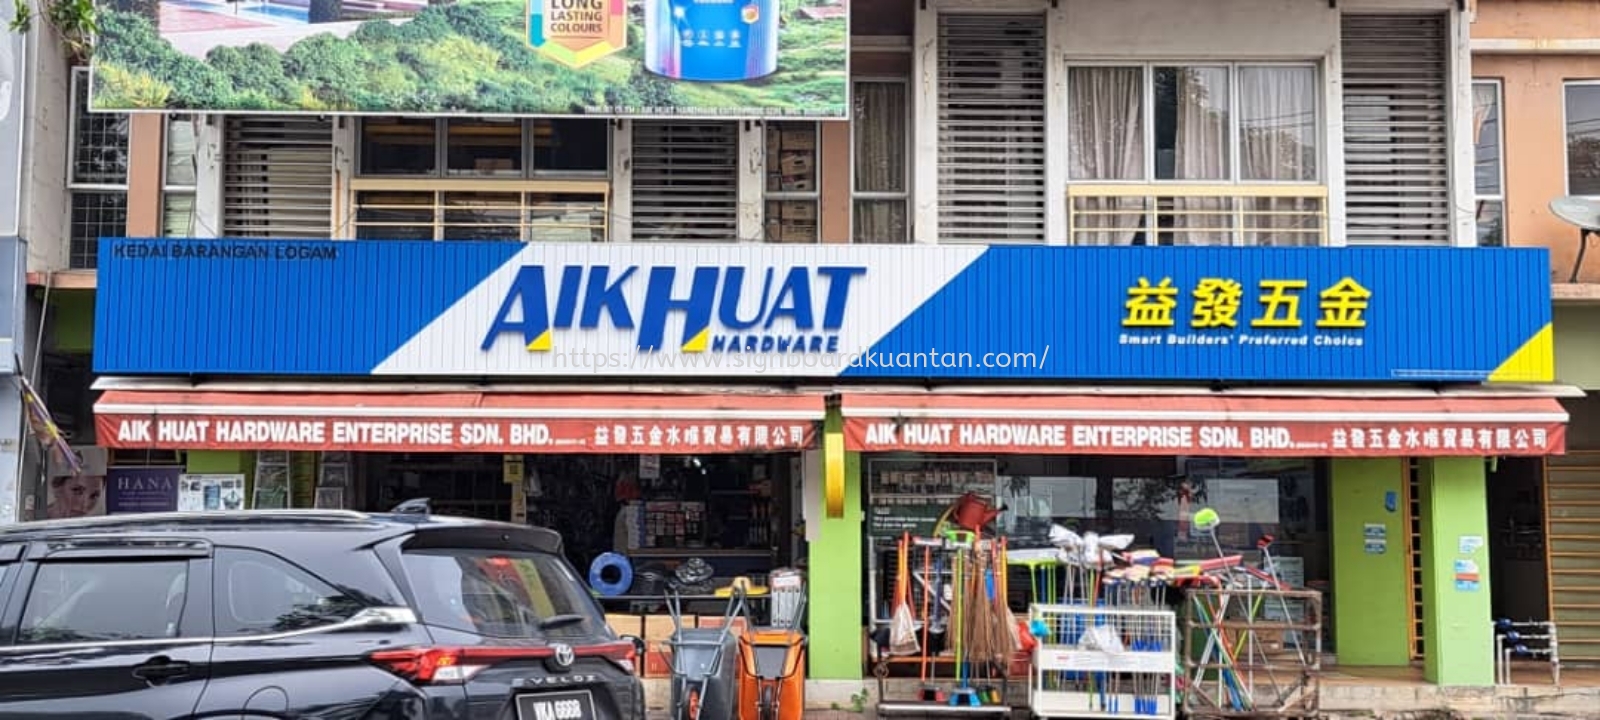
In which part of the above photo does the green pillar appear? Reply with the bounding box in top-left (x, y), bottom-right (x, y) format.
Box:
top-left (1418, 457), bottom-right (1493, 686)
top-left (1329, 457), bottom-right (1411, 666)
top-left (807, 409), bottom-right (862, 679)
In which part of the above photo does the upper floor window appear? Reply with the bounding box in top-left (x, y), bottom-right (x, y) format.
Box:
top-left (358, 118), bottom-right (608, 178)
top-left (163, 115), bottom-right (198, 237)
top-left (764, 122), bottom-right (819, 243)
top-left (68, 67), bottom-right (129, 269)
top-left (354, 118), bottom-right (610, 242)
top-left (1565, 82), bottom-right (1600, 198)
top-left (1068, 64), bottom-right (1320, 184)
top-left (1473, 80), bottom-right (1504, 247)
top-left (1066, 63), bottom-right (1323, 247)
top-left (853, 80), bottom-right (909, 244)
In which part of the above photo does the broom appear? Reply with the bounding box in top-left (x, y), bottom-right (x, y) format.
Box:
top-left (995, 537), bottom-right (1021, 674)
top-left (889, 532), bottom-right (921, 656)
top-left (964, 545), bottom-right (998, 675)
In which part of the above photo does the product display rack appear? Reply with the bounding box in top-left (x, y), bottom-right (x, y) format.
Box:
top-left (1029, 604), bottom-right (1178, 720)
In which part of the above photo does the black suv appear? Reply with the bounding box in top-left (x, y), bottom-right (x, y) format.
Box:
top-left (0, 509), bottom-right (645, 720)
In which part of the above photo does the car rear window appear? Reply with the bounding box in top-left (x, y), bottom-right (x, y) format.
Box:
top-left (401, 549), bottom-right (602, 639)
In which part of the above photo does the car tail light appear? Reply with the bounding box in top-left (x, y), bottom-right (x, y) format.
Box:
top-left (369, 641), bottom-right (639, 685)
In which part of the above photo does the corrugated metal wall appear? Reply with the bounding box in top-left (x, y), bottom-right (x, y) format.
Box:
top-left (1546, 451), bottom-right (1600, 662)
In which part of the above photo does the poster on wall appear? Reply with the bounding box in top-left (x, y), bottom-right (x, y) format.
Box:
top-left (178, 473), bottom-right (246, 511)
top-left (89, 0), bottom-right (849, 117)
top-left (46, 473), bottom-right (106, 519)
top-left (105, 466), bottom-right (183, 514)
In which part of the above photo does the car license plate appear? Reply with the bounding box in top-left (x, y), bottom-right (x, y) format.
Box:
top-left (516, 690), bottom-right (596, 720)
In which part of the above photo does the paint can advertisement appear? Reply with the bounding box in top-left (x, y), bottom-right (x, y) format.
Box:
top-left (644, 0), bottom-right (779, 82)
top-left (88, 0), bottom-right (847, 117)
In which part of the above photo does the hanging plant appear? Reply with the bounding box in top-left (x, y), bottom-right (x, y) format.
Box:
top-left (11, 0), bottom-right (99, 62)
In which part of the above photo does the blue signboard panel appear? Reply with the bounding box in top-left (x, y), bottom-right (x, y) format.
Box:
top-left (93, 239), bottom-right (1555, 383)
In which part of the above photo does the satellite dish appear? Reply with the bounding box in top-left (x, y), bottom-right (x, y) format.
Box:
top-left (1549, 196), bottom-right (1600, 283)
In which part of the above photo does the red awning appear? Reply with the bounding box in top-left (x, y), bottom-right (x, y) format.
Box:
top-left (840, 391), bottom-right (1569, 457)
top-left (95, 389), bottom-right (824, 454)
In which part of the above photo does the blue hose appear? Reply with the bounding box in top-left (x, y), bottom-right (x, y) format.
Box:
top-left (589, 552), bottom-right (634, 597)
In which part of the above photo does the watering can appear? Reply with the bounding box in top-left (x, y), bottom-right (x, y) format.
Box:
top-left (948, 492), bottom-right (1003, 532)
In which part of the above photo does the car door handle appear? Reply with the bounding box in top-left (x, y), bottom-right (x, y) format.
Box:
top-left (132, 657), bottom-right (193, 684)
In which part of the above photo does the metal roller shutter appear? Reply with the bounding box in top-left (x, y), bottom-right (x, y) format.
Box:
top-left (937, 14), bottom-right (1046, 244)
top-left (1545, 452), bottom-right (1600, 662)
top-left (223, 117), bottom-right (334, 238)
top-left (631, 121), bottom-right (739, 242)
top-left (1340, 14), bottom-right (1451, 245)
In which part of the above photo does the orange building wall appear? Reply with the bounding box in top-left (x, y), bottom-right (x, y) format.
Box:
top-left (1474, 53), bottom-right (1600, 284)
top-left (1475, 0), bottom-right (1600, 41)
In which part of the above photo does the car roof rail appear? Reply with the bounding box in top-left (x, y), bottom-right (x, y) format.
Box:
top-left (0, 508), bottom-right (375, 534)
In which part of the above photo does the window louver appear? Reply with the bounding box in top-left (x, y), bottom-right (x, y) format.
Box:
top-left (631, 121), bottom-right (739, 242)
top-left (1340, 14), bottom-right (1451, 245)
top-left (937, 14), bottom-right (1047, 244)
top-left (223, 117), bottom-right (334, 238)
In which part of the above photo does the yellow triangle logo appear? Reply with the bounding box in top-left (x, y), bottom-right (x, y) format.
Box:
top-left (526, 330), bottom-right (552, 352)
top-left (681, 328), bottom-right (709, 353)
top-left (1489, 323), bottom-right (1554, 383)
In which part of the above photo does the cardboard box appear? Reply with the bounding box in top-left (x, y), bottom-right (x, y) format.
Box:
top-left (779, 153), bottom-right (815, 177)
top-left (696, 615), bottom-right (749, 636)
top-left (644, 614), bottom-right (692, 643)
top-left (645, 646), bottom-right (674, 677)
top-left (778, 223), bottom-right (817, 243)
top-left (780, 129), bottom-right (815, 150)
top-left (606, 613), bottom-right (643, 639)
top-left (779, 200), bottom-right (817, 221)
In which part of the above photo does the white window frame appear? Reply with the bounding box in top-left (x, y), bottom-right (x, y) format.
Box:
top-left (763, 121), bottom-right (821, 243)
top-left (1063, 60), bottom-right (1325, 187)
top-left (66, 66), bottom-right (129, 269)
top-left (850, 77), bottom-right (912, 244)
top-left (1472, 79), bottom-right (1505, 247)
top-left (1562, 79), bottom-right (1600, 199)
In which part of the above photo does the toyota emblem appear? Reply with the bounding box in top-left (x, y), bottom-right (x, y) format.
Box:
top-left (551, 643), bottom-right (575, 669)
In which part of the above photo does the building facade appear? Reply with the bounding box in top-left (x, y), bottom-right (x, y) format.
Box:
top-left (8, 0), bottom-right (1586, 695)
top-left (1471, 0), bottom-right (1600, 667)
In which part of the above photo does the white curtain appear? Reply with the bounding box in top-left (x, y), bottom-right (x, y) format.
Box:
top-left (1170, 67), bottom-right (1230, 245)
top-left (1068, 67), bottom-right (1143, 245)
top-left (1238, 66), bottom-right (1319, 246)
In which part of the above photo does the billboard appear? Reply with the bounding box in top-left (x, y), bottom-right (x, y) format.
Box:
top-left (88, 0), bottom-right (848, 117)
top-left (93, 239), bottom-right (1556, 384)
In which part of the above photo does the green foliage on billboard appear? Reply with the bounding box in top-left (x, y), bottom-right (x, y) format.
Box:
top-left (89, 0), bottom-right (848, 117)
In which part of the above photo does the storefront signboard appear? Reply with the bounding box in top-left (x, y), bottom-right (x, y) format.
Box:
top-left (94, 413), bottom-right (819, 454)
top-left (94, 239), bottom-right (1555, 384)
top-left (105, 466), bottom-right (183, 513)
top-left (88, 0), bottom-right (847, 117)
top-left (843, 417), bottom-right (1565, 458)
